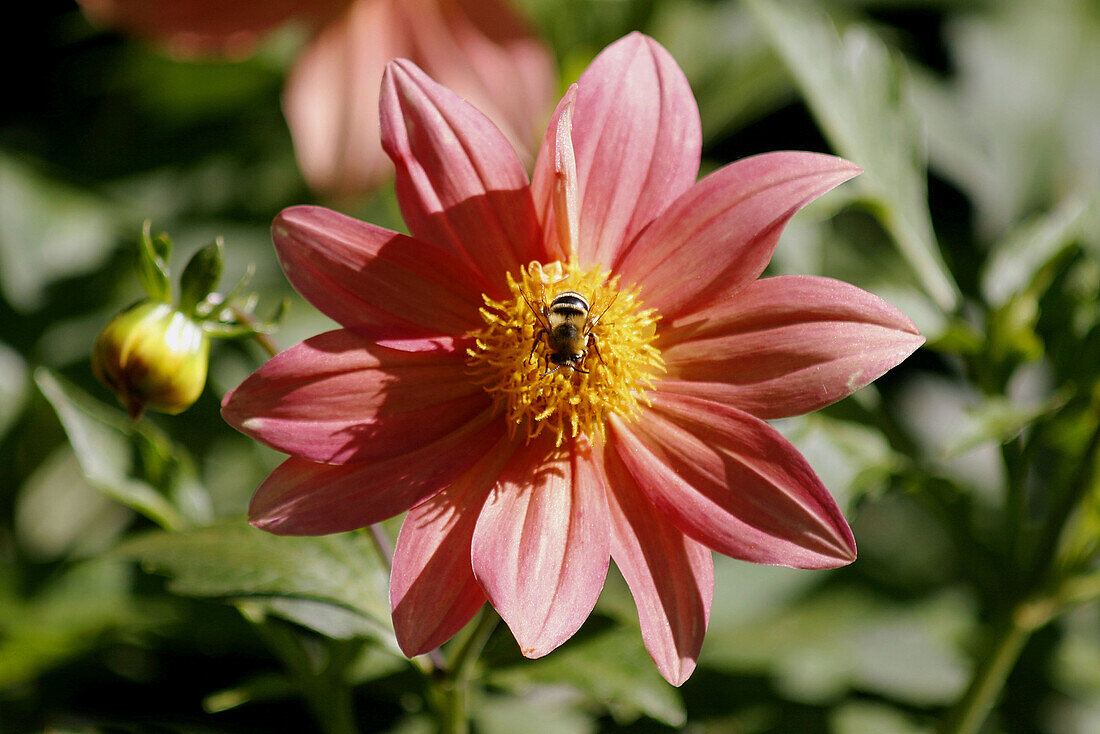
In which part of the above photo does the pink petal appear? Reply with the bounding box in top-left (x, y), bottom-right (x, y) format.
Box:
top-left (284, 0), bottom-right (555, 196)
top-left (471, 436), bottom-right (610, 658)
top-left (602, 446), bottom-right (713, 686)
top-left (395, 0), bottom-right (555, 165)
top-left (563, 33), bottom-right (701, 266)
top-left (529, 85), bottom-right (580, 261)
top-left (272, 205), bottom-right (489, 335)
top-left (380, 58), bottom-right (545, 296)
top-left (608, 393), bottom-right (856, 568)
top-left (658, 276), bottom-right (924, 419)
top-left (616, 152), bottom-right (862, 319)
top-left (221, 329), bottom-right (487, 464)
top-left (283, 0), bottom-right (402, 195)
top-left (390, 432), bottom-right (519, 656)
top-left (248, 406), bottom-right (503, 535)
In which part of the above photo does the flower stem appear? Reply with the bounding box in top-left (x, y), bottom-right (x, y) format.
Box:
top-left (937, 615), bottom-right (1031, 734)
top-left (361, 525), bottom-right (448, 674)
top-left (434, 608), bottom-right (499, 734)
top-left (230, 304), bottom-right (281, 358)
top-left (365, 524), bottom-right (393, 572)
top-left (942, 408), bottom-right (1100, 734)
top-left (1028, 413), bottom-right (1100, 585)
top-left (449, 607), bottom-right (500, 683)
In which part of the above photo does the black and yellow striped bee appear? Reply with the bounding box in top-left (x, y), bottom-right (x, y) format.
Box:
top-left (522, 288), bottom-right (612, 375)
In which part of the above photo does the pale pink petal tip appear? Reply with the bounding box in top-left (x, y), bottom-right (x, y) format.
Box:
top-left (617, 151), bottom-right (863, 317)
top-left (564, 31), bottom-right (702, 265)
top-left (606, 452), bottom-right (713, 685)
top-left (379, 57), bottom-right (544, 290)
top-left (611, 396), bottom-right (858, 570)
top-left (659, 275), bottom-right (924, 420)
top-left (390, 466), bottom-right (501, 656)
top-left (471, 438), bottom-right (610, 658)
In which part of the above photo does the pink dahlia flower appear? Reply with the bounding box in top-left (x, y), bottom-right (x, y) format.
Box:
top-left (78, 0), bottom-right (554, 196)
top-left (222, 33), bottom-right (924, 685)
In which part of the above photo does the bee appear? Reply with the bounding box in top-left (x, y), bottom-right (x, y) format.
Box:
top-left (522, 288), bottom-right (612, 375)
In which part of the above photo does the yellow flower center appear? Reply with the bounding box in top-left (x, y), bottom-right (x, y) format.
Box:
top-left (468, 260), bottom-right (664, 446)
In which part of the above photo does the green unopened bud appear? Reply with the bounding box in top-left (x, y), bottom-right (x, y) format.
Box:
top-left (92, 300), bottom-right (210, 419)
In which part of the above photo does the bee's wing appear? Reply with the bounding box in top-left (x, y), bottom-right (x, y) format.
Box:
top-left (520, 289), bottom-right (552, 331)
top-left (588, 290), bottom-right (619, 329)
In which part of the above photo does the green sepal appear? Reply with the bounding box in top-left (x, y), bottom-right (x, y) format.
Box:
top-left (137, 220), bottom-right (172, 303)
top-left (221, 263), bottom-right (255, 306)
top-left (202, 297), bottom-right (290, 339)
top-left (178, 237), bottom-right (225, 317)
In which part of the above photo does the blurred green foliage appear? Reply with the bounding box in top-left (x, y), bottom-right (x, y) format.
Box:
top-left (3, 0), bottom-right (1100, 733)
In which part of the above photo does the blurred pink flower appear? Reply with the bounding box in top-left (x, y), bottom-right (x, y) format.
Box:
top-left (78, 0), bottom-right (555, 195)
top-left (222, 33), bottom-right (924, 684)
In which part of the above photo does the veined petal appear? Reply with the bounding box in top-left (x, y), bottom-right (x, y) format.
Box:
top-left (530, 85), bottom-right (579, 261)
top-left (248, 406), bottom-right (502, 535)
top-left (471, 436), bottom-right (610, 658)
top-left (390, 431), bottom-right (519, 656)
top-left (602, 445), bottom-right (712, 686)
top-left (616, 152), bottom-right (862, 318)
top-left (380, 58), bottom-right (545, 296)
top-left (273, 205), bottom-right (489, 335)
top-left (395, 0), bottom-right (555, 164)
top-left (658, 276), bottom-right (924, 419)
top-left (221, 329), bottom-right (486, 464)
top-left (284, 0), bottom-right (554, 196)
top-left (608, 394), bottom-right (856, 568)
top-left (566, 32), bottom-right (701, 266)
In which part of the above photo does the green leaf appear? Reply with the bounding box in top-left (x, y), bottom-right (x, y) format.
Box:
top-left (34, 367), bottom-right (192, 530)
top-left (203, 673), bottom-right (294, 713)
top-left (894, 374), bottom-right (1006, 498)
top-left (0, 560), bottom-right (146, 689)
top-left (747, 0), bottom-right (959, 313)
top-left (0, 151), bottom-right (119, 312)
top-left (491, 625), bottom-right (685, 727)
top-left (982, 192), bottom-right (1097, 307)
top-left (242, 598), bottom-right (392, 641)
top-left (943, 392), bottom-right (1071, 458)
top-left (649, 0), bottom-right (793, 143)
top-left (138, 221), bottom-right (173, 303)
top-left (831, 701), bottom-right (930, 734)
top-left (908, 0), bottom-right (1100, 237)
top-left (471, 688), bottom-right (597, 734)
top-left (703, 587), bottom-right (972, 706)
top-left (202, 296), bottom-right (290, 339)
top-left (115, 523), bottom-right (396, 650)
top-left (179, 237), bottom-right (225, 316)
top-left (781, 413), bottom-right (904, 505)
top-left (0, 341), bottom-right (28, 439)
top-left (15, 446), bottom-right (132, 561)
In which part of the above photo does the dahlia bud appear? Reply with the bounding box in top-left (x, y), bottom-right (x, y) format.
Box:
top-left (92, 300), bottom-right (210, 419)
top-left (92, 223), bottom-right (285, 419)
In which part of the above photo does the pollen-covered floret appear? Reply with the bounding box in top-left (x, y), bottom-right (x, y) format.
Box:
top-left (467, 259), bottom-right (664, 445)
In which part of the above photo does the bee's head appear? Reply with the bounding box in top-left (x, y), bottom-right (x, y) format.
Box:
top-left (550, 351), bottom-right (582, 366)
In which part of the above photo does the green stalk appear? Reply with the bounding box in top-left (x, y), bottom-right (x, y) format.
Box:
top-left (1028, 415), bottom-right (1100, 585)
top-left (428, 608), bottom-right (500, 734)
top-left (942, 407), bottom-right (1100, 734)
top-left (937, 613), bottom-right (1031, 734)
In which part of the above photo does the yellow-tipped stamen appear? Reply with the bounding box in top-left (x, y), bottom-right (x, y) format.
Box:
top-left (467, 260), bottom-right (664, 446)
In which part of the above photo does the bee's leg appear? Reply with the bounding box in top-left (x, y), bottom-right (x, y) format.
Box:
top-left (590, 334), bottom-right (607, 366)
top-left (529, 329), bottom-right (547, 364)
